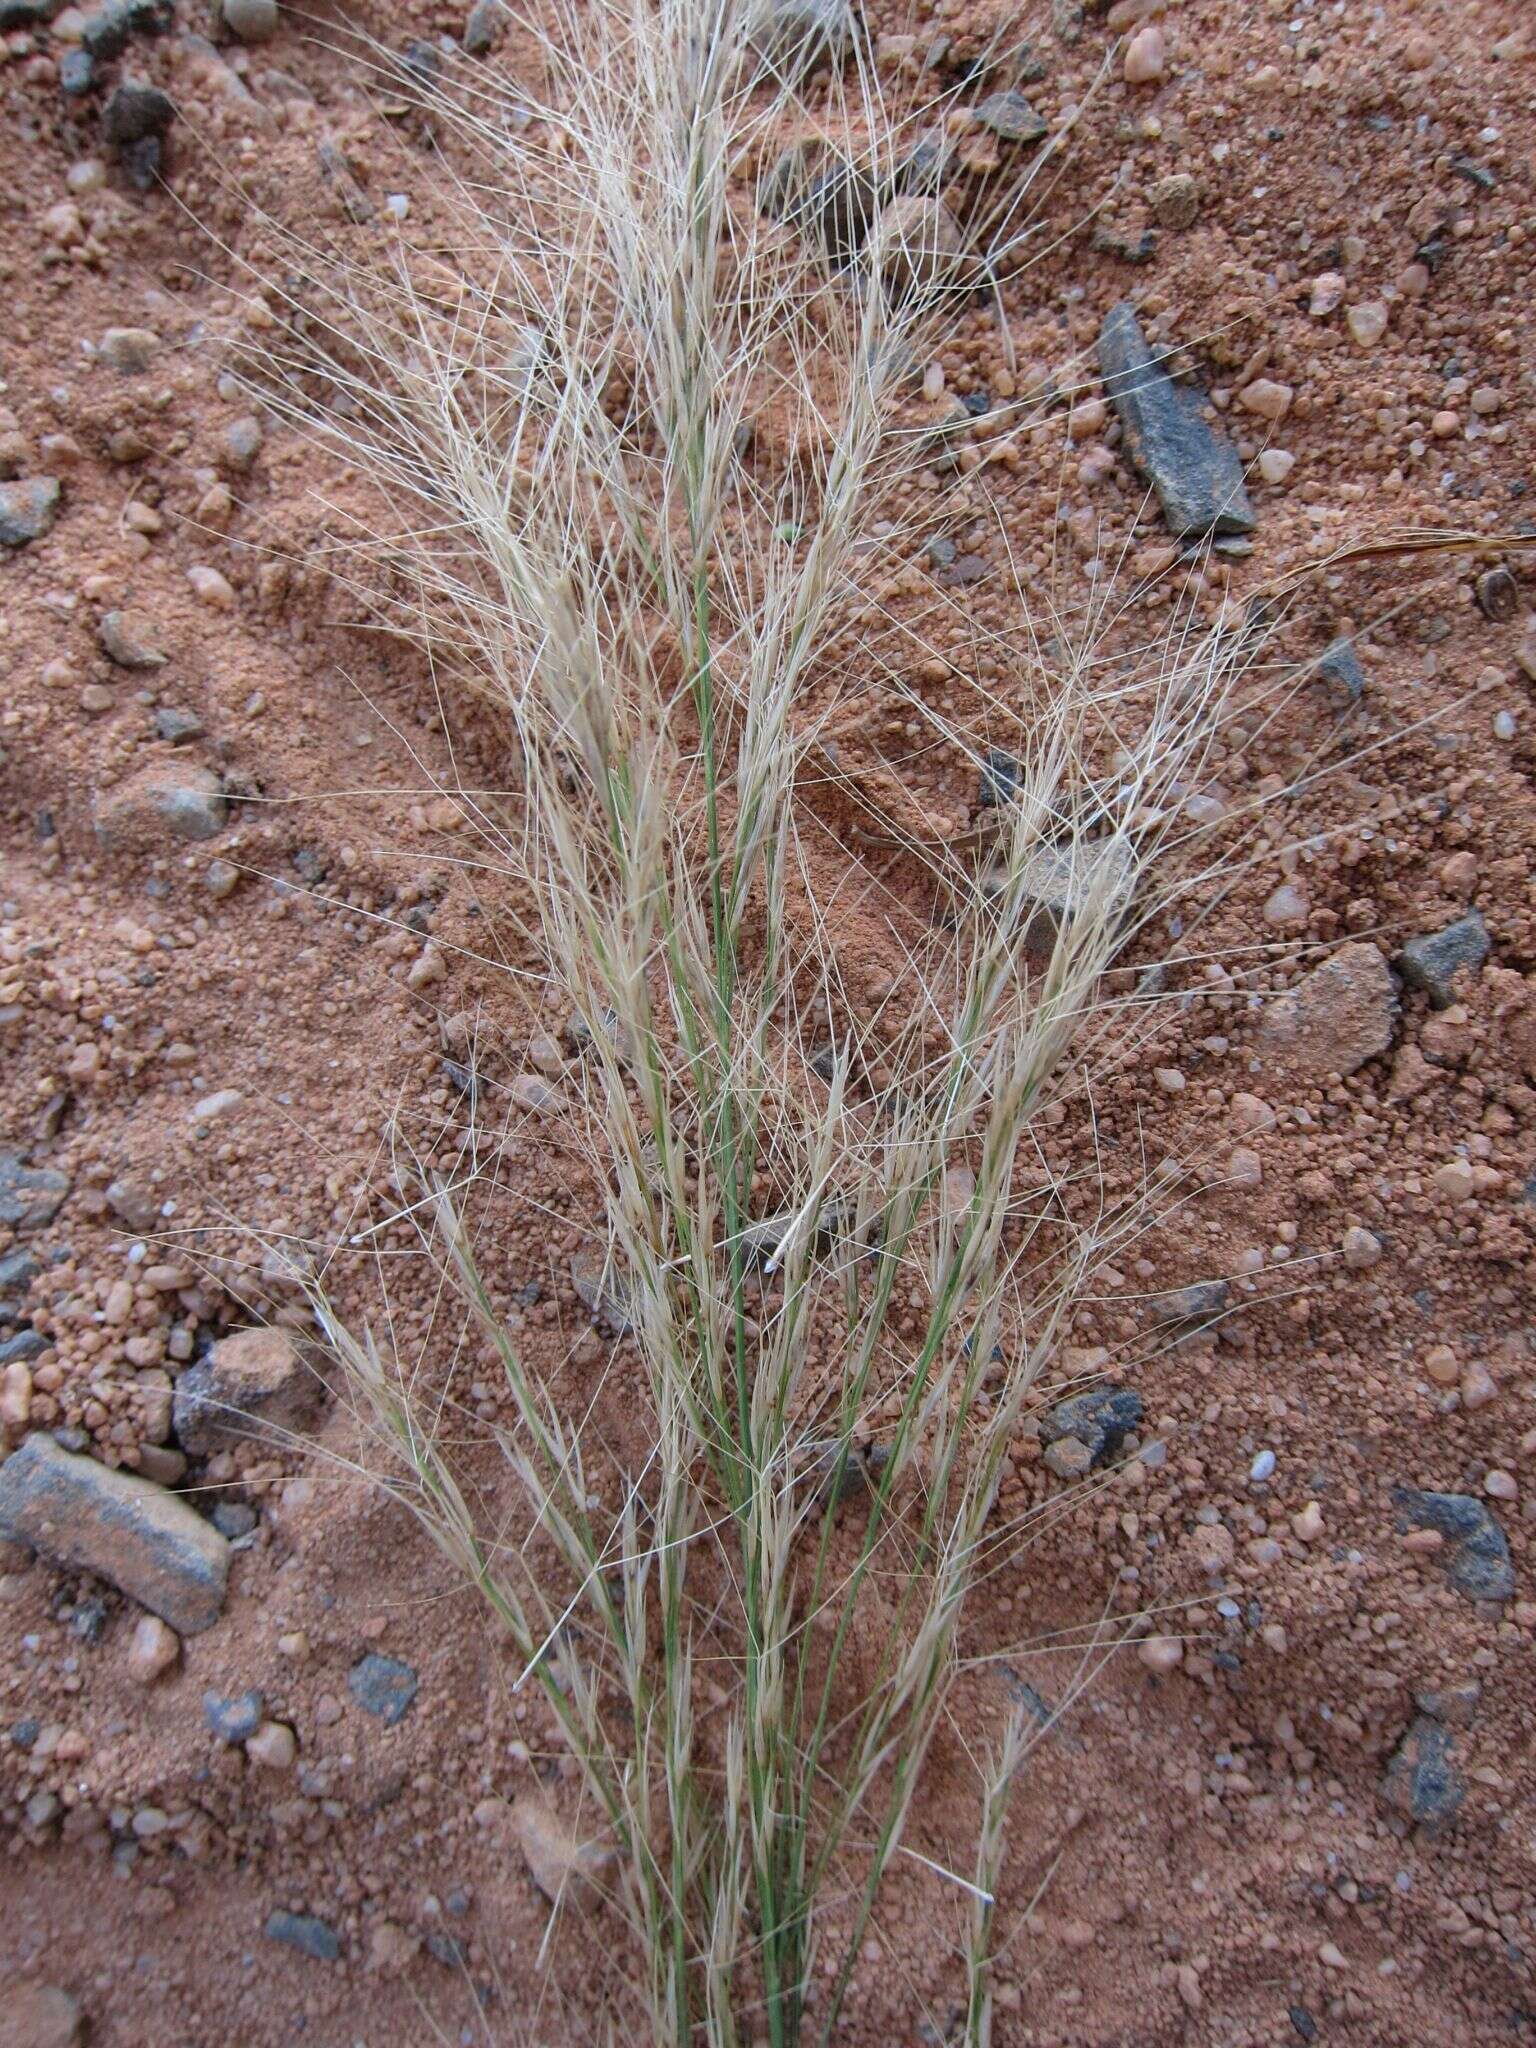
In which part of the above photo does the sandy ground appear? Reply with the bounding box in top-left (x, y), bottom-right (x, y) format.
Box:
top-left (2, 1), bottom-right (1534, 2043)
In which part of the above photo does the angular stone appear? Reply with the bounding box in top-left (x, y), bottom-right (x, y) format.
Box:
top-left (1396, 913), bottom-right (1490, 1011)
top-left (1315, 638), bottom-right (1365, 705)
top-left (462, 0), bottom-right (500, 54)
top-left (1257, 941), bottom-right (1397, 1077)
top-left (1149, 1279), bottom-right (1229, 1325)
top-left (349, 1652), bottom-right (418, 1724)
top-left (0, 1156), bottom-right (70, 1231)
top-left (0, 1434), bottom-right (229, 1633)
top-left (974, 91), bottom-right (1048, 144)
top-left (172, 1326), bottom-right (305, 1456)
top-left (1098, 302), bottom-right (1255, 538)
top-left (875, 194), bottom-right (964, 298)
top-left (1382, 1715), bottom-right (1463, 1831)
top-left (204, 1688), bottom-right (264, 1742)
top-left (1047, 1387), bottom-right (1143, 1465)
top-left (265, 1911), bottom-right (340, 1962)
top-left (1393, 1487), bottom-right (1514, 1603)
top-left (103, 80), bottom-right (175, 145)
top-left (93, 764), bottom-right (227, 850)
top-left (0, 478), bottom-right (61, 548)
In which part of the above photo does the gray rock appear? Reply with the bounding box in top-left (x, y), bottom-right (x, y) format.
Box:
top-left (93, 764), bottom-right (227, 850)
top-left (976, 748), bottom-right (1020, 807)
top-left (81, 0), bottom-right (169, 60)
top-left (0, 1434), bottom-right (229, 1632)
top-left (0, 1329), bottom-right (49, 1365)
top-left (751, 0), bottom-right (854, 72)
top-left (222, 0), bottom-right (278, 42)
top-left (0, 1157), bottom-right (69, 1232)
top-left (204, 1688), bottom-right (263, 1741)
top-left (0, 1249), bottom-right (41, 1304)
top-left (105, 1176), bottom-right (159, 1233)
top-left (0, 0), bottom-right (63, 25)
top-left (1316, 637), bottom-right (1365, 705)
top-left (1098, 302), bottom-right (1255, 538)
top-left (0, 478), bottom-right (61, 547)
top-left (103, 80), bottom-right (174, 144)
top-left (265, 1910), bottom-right (340, 1961)
top-left (1150, 1278), bottom-right (1229, 1325)
top-left (153, 706), bottom-right (203, 743)
top-left (59, 47), bottom-right (95, 93)
top-left (1395, 912), bottom-right (1489, 1011)
top-left (973, 90), bottom-right (1048, 144)
top-left (98, 607), bottom-right (166, 668)
top-left (1415, 1678), bottom-right (1480, 1728)
top-left (1393, 1487), bottom-right (1514, 1603)
top-left (349, 1652), bottom-right (418, 1724)
top-left (462, 0), bottom-right (500, 55)
top-left (1046, 1387), bottom-right (1143, 1465)
top-left (172, 1326), bottom-right (305, 1456)
top-left (211, 1500), bottom-right (257, 1538)
top-left (1382, 1714), bottom-right (1463, 1831)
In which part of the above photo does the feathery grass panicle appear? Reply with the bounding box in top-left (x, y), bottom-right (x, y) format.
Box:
top-left (259, 5), bottom-right (1288, 2042)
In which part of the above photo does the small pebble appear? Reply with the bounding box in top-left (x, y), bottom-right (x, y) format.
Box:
top-left (1346, 301), bottom-right (1389, 348)
top-left (125, 1614), bottom-right (180, 1683)
top-left (223, 0), bottom-right (279, 41)
top-left (1484, 1471), bottom-right (1517, 1502)
top-left (1308, 271), bottom-right (1345, 317)
top-left (1257, 448), bottom-right (1295, 485)
top-left (1138, 1634), bottom-right (1183, 1674)
top-left (1292, 1501), bottom-right (1324, 1543)
top-left (1249, 1450), bottom-right (1276, 1483)
top-left (1238, 378), bottom-right (1293, 422)
top-left (1123, 23), bottom-right (1165, 83)
top-left (1342, 1226), bottom-right (1381, 1270)
top-left (247, 1720), bottom-right (298, 1769)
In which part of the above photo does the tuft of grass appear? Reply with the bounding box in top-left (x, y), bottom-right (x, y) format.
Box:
top-left (237, 4), bottom-right (1333, 2041)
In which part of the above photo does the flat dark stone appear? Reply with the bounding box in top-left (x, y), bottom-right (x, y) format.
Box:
top-left (0, 1155), bottom-right (70, 1230)
top-left (1047, 1387), bottom-right (1144, 1465)
top-left (0, 1329), bottom-right (48, 1365)
top-left (1393, 1487), bottom-right (1514, 1602)
top-left (349, 1652), bottom-right (418, 1724)
top-left (1316, 637), bottom-right (1365, 704)
top-left (977, 747), bottom-right (1019, 807)
top-left (973, 90), bottom-right (1047, 144)
top-left (265, 1910), bottom-right (340, 1962)
top-left (1098, 302), bottom-right (1255, 539)
top-left (1395, 912), bottom-right (1489, 1010)
top-left (103, 80), bottom-right (174, 144)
